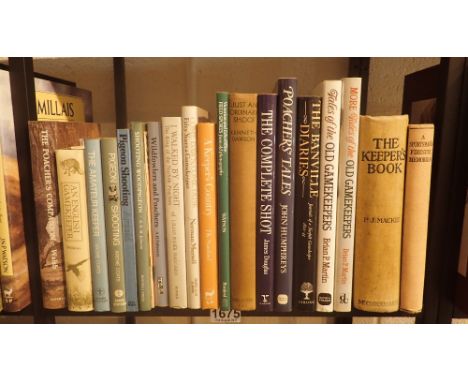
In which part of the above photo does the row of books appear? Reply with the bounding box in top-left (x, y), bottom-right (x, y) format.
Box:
top-left (0, 76), bottom-right (434, 314)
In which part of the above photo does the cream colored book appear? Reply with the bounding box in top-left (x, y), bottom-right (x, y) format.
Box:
top-left (334, 78), bottom-right (361, 312)
top-left (316, 80), bottom-right (342, 312)
top-left (400, 124), bottom-right (434, 313)
top-left (181, 106), bottom-right (208, 309)
top-left (56, 147), bottom-right (93, 312)
top-left (162, 117), bottom-right (187, 308)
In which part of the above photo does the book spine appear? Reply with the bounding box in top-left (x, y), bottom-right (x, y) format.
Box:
top-left (256, 94), bottom-right (277, 312)
top-left (315, 80), bottom-right (342, 312)
top-left (293, 96), bottom-right (321, 311)
top-left (147, 122), bottom-right (169, 307)
top-left (100, 138), bottom-right (127, 313)
top-left (162, 117), bottom-right (188, 308)
top-left (400, 124), bottom-right (434, 313)
top-left (84, 139), bottom-right (111, 312)
top-left (274, 78), bottom-right (297, 312)
top-left (181, 107), bottom-right (201, 309)
top-left (197, 122), bottom-right (219, 309)
top-left (116, 129), bottom-right (140, 312)
top-left (230, 93), bottom-right (257, 311)
top-left (354, 115), bottom-right (408, 313)
top-left (334, 78), bottom-right (362, 312)
top-left (56, 148), bottom-right (93, 312)
top-left (216, 92), bottom-right (231, 311)
top-left (130, 122), bottom-right (153, 311)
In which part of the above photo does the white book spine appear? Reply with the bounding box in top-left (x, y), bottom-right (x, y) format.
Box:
top-left (334, 78), bottom-right (362, 312)
top-left (316, 80), bottom-right (342, 312)
top-left (162, 117), bottom-right (188, 308)
top-left (181, 106), bottom-right (201, 308)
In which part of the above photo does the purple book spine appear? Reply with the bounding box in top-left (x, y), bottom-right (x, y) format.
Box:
top-left (256, 94), bottom-right (277, 312)
top-left (274, 78), bottom-right (297, 312)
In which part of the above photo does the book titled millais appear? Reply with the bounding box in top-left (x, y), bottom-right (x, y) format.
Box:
top-left (293, 96), bottom-right (321, 311)
top-left (274, 78), bottom-right (297, 312)
top-left (316, 80), bottom-right (342, 312)
top-left (256, 94), bottom-right (277, 312)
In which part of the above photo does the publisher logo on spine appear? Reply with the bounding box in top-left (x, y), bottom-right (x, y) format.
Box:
top-left (300, 282), bottom-right (313, 300)
top-left (318, 293), bottom-right (332, 305)
top-left (277, 294), bottom-right (288, 305)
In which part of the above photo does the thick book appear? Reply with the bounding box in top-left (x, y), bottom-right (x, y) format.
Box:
top-left (130, 122), bottom-right (153, 311)
top-left (293, 96), bottom-right (321, 311)
top-left (147, 122), bottom-right (169, 307)
top-left (274, 78), bottom-right (297, 312)
top-left (56, 147), bottom-right (93, 312)
top-left (161, 117), bottom-right (188, 309)
top-left (84, 139), bottom-right (111, 312)
top-left (400, 124), bottom-right (434, 313)
top-left (353, 115), bottom-right (408, 313)
top-left (216, 92), bottom-right (231, 311)
top-left (316, 80), bottom-right (342, 312)
top-left (230, 93), bottom-right (257, 311)
top-left (28, 121), bottom-right (100, 309)
top-left (197, 122), bottom-right (219, 309)
top-left (0, 132), bottom-right (31, 312)
top-left (100, 138), bottom-right (127, 313)
top-left (116, 129), bottom-right (139, 312)
top-left (256, 94), bottom-right (277, 312)
top-left (334, 78), bottom-right (362, 312)
top-left (181, 106), bottom-right (209, 309)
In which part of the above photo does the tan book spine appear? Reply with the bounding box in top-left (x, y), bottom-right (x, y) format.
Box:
top-left (56, 148), bottom-right (93, 312)
top-left (162, 117), bottom-right (188, 308)
top-left (197, 122), bottom-right (219, 309)
top-left (229, 93), bottom-right (257, 311)
top-left (400, 124), bottom-right (434, 313)
top-left (353, 115), bottom-right (408, 313)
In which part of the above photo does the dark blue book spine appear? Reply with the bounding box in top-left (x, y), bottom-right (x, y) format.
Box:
top-left (116, 129), bottom-right (139, 311)
top-left (274, 78), bottom-right (297, 312)
top-left (293, 96), bottom-right (321, 311)
top-left (256, 94), bottom-right (277, 312)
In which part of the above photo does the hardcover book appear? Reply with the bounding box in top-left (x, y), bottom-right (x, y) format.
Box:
top-left (216, 92), bottom-right (231, 311)
top-left (162, 117), bottom-right (188, 309)
top-left (116, 129), bottom-right (139, 312)
top-left (353, 115), bottom-right (408, 313)
top-left (130, 122), bottom-right (153, 311)
top-left (400, 124), bottom-right (434, 313)
top-left (274, 78), bottom-right (297, 312)
top-left (230, 93), bottom-right (257, 311)
top-left (181, 106), bottom-right (208, 309)
top-left (101, 137), bottom-right (127, 313)
top-left (316, 80), bottom-right (342, 312)
top-left (147, 122), bottom-right (169, 307)
top-left (293, 96), bottom-right (321, 311)
top-left (29, 121), bottom-right (100, 309)
top-left (334, 78), bottom-right (362, 312)
top-left (256, 94), bottom-right (277, 312)
top-left (84, 139), bottom-right (111, 312)
top-left (197, 122), bottom-right (219, 309)
top-left (56, 147), bottom-right (93, 312)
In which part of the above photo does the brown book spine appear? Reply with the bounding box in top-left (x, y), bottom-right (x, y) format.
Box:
top-left (0, 124), bottom-right (31, 312)
top-left (400, 124), bottom-right (434, 313)
top-left (28, 121), bottom-right (100, 309)
top-left (353, 115), bottom-right (408, 313)
top-left (230, 93), bottom-right (257, 311)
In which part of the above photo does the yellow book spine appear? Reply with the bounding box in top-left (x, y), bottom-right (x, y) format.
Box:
top-left (353, 115), bottom-right (408, 313)
top-left (56, 148), bottom-right (94, 312)
top-left (229, 93), bottom-right (257, 311)
top-left (197, 122), bottom-right (219, 309)
top-left (400, 124), bottom-right (434, 313)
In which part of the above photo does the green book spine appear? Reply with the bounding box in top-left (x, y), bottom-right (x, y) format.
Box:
top-left (100, 137), bottom-right (127, 313)
top-left (217, 92), bottom-right (231, 311)
top-left (130, 122), bottom-right (153, 311)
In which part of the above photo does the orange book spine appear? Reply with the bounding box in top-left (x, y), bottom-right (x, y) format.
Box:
top-left (197, 122), bottom-right (219, 309)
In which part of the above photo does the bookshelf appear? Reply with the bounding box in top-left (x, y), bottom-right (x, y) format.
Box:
top-left (1, 57), bottom-right (466, 324)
